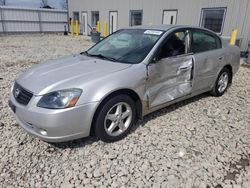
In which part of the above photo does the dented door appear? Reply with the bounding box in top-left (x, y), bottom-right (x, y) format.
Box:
top-left (147, 55), bottom-right (194, 108)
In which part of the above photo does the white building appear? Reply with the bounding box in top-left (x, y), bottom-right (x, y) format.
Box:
top-left (69, 0), bottom-right (250, 52)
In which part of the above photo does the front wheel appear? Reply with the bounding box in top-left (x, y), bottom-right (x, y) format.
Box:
top-left (94, 95), bottom-right (136, 142)
top-left (211, 67), bottom-right (231, 97)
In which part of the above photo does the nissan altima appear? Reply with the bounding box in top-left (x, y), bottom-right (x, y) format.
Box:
top-left (9, 25), bottom-right (240, 142)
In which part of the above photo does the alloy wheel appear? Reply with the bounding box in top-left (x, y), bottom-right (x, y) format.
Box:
top-left (218, 72), bottom-right (229, 93)
top-left (104, 102), bottom-right (132, 137)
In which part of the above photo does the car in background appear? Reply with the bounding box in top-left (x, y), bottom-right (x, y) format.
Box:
top-left (9, 25), bottom-right (240, 143)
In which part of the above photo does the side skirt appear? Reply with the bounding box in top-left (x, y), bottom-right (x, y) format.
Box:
top-left (143, 88), bottom-right (211, 117)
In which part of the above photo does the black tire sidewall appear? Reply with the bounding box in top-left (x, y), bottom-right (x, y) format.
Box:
top-left (94, 95), bottom-right (136, 142)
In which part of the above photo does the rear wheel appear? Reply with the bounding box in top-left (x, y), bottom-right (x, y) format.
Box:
top-left (94, 95), bottom-right (136, 142)
top-left (211, 67), bottom-right (231, 97)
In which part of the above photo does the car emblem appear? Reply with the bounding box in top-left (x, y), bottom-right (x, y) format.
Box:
top-left (14, 88), bottom-right (20, 98)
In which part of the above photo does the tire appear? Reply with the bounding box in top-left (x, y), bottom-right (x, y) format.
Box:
top-left (211, 67), bottom-right (231, 97)
top-left (94, 95), bottom-right (136, 142)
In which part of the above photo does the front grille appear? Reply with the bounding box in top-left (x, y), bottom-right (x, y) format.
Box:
top-left (13, 82), bottom-right (33, 105)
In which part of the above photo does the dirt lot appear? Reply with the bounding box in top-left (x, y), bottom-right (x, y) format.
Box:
top-left (0, 34), bottom-right (250, 188)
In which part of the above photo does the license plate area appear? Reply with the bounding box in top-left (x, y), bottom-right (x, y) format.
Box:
top-left (8, 100), bottom-right (16, 113)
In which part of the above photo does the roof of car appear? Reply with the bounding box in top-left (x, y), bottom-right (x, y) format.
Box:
top-left (125, 24), bottom-right (219, 36)
top-left (126, 24), bottom-right (183, 31)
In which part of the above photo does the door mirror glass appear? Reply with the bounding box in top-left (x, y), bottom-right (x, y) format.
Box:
top-left (151, 57), bottom-right (158, 64)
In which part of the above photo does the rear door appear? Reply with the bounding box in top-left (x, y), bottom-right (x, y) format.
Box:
top-left (147, 29), bottom-right (194, 108)
top-left (190, 29), bottom-right (224, 91)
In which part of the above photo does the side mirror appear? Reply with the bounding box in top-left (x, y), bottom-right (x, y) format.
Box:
top-left (151, 57), bottom-right (159, 64)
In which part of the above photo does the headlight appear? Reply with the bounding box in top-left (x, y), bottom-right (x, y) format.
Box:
top-left (37, 89), bottom-right (82, 109)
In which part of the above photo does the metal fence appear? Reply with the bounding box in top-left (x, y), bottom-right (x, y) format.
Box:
top-left (0, 6), bottom-right (68, 33)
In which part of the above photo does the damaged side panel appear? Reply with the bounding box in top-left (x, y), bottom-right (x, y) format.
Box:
top-left (146, 55), bottom-right (194, 108)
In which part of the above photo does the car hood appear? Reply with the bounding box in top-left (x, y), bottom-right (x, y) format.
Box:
top-left (17, 54), bottom-right (132, 95)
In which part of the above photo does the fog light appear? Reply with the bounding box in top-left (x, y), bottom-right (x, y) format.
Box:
top-left (39, 129), bottom-right (48, 136)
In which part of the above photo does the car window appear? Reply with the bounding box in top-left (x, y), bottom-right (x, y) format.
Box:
top-left (192, 30), bottom-right (221, 53)
top-left (109, 33), bottom-right (131, 49)
top-left (159, 30), bottom-right (189, 59)
top-left (87, 29), bottom-right (164, 64)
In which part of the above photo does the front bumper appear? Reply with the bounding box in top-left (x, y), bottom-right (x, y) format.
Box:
top-left (9, 92), bottom-right (98, 142)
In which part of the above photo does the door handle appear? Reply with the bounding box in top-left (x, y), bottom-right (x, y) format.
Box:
top-left (178, 66), bottom-right (192, 72)
top-left (177, 65), bottom-right (192, 75)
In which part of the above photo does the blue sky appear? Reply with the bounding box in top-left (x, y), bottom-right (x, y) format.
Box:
top-left (6, 0), bottom-right (64, 9)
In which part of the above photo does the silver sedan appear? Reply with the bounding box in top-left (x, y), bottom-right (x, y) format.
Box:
top-left (9, 25), bottom-right (240, 142)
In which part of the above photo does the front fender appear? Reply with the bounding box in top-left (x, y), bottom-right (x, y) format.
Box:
top-left (77, 63), bottom-right (147, 106)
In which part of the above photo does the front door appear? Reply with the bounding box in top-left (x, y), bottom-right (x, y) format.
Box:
top-left (147, 29), bottom-right (194, 108)
top-left (163, 10), bottom-right (177, 25)
top-left (82, 12), bottom-right (88, 35)
top-left (109, 11), bottom-right (118, 34)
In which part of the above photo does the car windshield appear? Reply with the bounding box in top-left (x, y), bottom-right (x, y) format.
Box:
top-left (86, 29), bottom-right (164, 64)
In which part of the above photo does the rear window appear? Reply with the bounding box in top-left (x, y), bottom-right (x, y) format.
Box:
top-left (192, 30), bottom-right (221, 53)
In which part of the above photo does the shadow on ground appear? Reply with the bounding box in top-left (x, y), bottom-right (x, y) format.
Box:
top-left (51, 93), bottom-right (210, 149)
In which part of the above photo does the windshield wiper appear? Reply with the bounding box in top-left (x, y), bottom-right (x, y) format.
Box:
top-left (89, 54), bottom-right (117, 62)
top-left (81, 51), bottom-right (117, 62)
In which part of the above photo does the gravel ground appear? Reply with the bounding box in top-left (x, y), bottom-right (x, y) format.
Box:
top-left (0, 34), bottom-right (250, 188)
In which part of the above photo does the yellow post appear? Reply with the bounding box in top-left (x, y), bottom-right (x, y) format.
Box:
top-left (96, 21), bottom-right (100, 33)
top-left (71, 20), bottom-right (74, 37)
top-left (230, 29), bottom-right (238, 45)
top-left (104, 21), bottom-right (108, 37)
top-left (76, 20), bottom-right (79, 37)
